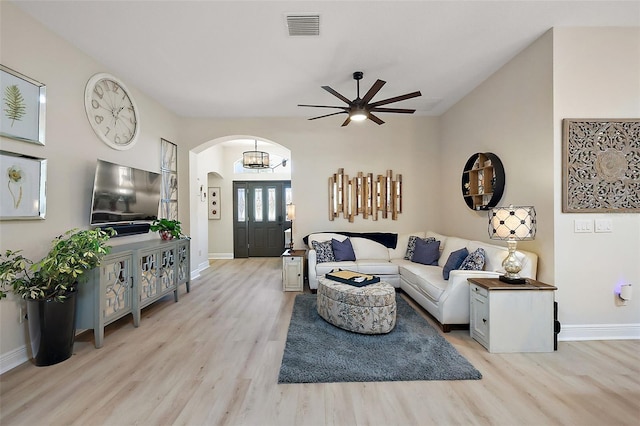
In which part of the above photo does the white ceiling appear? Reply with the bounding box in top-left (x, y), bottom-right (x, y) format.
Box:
top-left (13, 0), bottom-right (640, 121)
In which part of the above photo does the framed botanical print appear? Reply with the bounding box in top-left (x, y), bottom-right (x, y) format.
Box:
top-left (0, 150), bottom-right (46, 219)
top-left (0, 65), bottom-right (46, 145)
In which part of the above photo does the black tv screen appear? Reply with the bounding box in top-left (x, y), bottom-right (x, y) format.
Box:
top-left (90, 159), bottom-right (161, 226)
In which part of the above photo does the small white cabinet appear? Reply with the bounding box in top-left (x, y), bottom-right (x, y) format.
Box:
top-left (468, 277), bottom-right (557, 353)
top-left (282, 249), bottom-right (305, 291)
top-left (77, 238), bottom-right (190, 348)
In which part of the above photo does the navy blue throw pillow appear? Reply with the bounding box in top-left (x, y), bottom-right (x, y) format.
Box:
top-left (331, 238), bottom-right (356, 261)
top-left (411, 238), bottom-right (440, 266)
top-left (442, 247), bottom-right (469, 280)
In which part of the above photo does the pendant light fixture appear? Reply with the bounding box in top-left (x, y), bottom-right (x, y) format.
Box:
top-left (243, 140), bottom-right (270, 169)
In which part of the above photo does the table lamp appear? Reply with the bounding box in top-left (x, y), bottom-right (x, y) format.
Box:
top-left (286, 203), bottom-right (296, 249)
top-left (488, 205), bottom-right (536, 284)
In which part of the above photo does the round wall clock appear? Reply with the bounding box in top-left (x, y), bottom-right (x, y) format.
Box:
top-left (84, 73), bottom-right (139, 150)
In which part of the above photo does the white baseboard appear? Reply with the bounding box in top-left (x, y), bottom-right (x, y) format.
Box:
top-left (558, 323), bottom-right (640, 341)
top-left (209, 252), bottom-right (233, 259)
top-left (190, 261), bottom-right (209, 281)
top-left (0, 345), bottom-right (28, 375)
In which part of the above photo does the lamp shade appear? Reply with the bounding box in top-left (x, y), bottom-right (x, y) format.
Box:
top-left (242, 140), bottom-right (270, 169)
top-left (489, 205), bottom-right (536, 241)
top-left (286, 203), bottom-right (296, 221)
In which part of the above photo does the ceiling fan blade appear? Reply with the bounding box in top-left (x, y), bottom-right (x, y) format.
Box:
top-left (370, 107), bottom-right (416, 114)
top-left (341, 116), bottom-right (351, 127)
top-left (368, 91), bottom-right (422, 108)
top-left (298, 104), bottom-right (347, 109)
top-left (308, 111), bottom-right (347, 121)
top-left (361, 79), bottom-right (386, 104)
top-left (322, 86), bottom-right (353, 105)
top-left (368, 113), bottom-right (385, 125)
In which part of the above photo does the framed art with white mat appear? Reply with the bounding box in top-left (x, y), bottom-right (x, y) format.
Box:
top-left (208, 187), bottom-right (220, 219)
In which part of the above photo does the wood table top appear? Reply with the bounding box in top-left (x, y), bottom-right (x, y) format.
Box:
top-left (467, 277), bottom-right (557, 291)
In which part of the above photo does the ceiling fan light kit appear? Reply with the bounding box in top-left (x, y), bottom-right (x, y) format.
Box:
top-left (299, 71), bottom-right (422, 126)
top-left (349, 107), bottom-right (368, 122)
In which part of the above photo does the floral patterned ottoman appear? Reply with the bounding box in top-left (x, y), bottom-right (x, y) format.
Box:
top-left (317, 277), bottom-right (397, 334)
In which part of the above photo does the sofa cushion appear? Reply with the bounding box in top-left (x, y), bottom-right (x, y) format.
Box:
top-left (398, 262), bottom-right (448, 301)
top-left (404, 236), bottom-right (436, 260)
top-left (411, 238), bottom-right (440, 265)
top-left (442, 247), bottom-right (469, 280)
top-left (316, 262), bottom-right (357, 277)
top-left (460, 248), bottom-right (486, 270)
top-left (350, 237), bottom-right (390, 261)
top-left (389, 232), bottom-right (425, 259)
top-left (355, 260), bottom-right (400, 275)
top-left (308, 233), bottom-right (348, 245)
top-left (332, 238), bottom-right (356, 261)
top-left (438, 236), bottom-right (470, 267)
top-left (426, 231), bottom-right (448, 255)
top-left (312, 240), bottom-right (335, 263)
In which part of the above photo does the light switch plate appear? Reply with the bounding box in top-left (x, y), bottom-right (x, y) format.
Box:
top-left (574, 219), bottom-right (593, 233)
top-left (595, 219), bottom-right (613, 233)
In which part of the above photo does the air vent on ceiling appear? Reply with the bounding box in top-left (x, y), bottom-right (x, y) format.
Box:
top-left (286, 14), bottom-right (320, 36)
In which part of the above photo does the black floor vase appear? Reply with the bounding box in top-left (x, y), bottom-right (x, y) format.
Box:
top-left (27, 290), bottom-right (77, 366)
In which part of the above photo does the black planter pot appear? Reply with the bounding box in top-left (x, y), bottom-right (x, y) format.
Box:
top-left (26, 290), bottom-right (77, 367)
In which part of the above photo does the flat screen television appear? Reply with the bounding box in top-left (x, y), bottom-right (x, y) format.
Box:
top-left (90, 159), bottom-right (161, 226)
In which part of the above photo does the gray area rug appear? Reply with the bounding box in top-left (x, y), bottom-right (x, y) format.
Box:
top-left (278, 294), bottom-right (482, 384)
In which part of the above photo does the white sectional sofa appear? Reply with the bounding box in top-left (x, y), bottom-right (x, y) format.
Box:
top-left (307, 231), bottom-right (538, 332)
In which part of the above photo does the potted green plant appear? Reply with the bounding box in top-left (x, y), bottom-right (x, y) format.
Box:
top-left (149, 218), bottom-right (182, 240)
top-left (0, 227), bottom-right (115, 366)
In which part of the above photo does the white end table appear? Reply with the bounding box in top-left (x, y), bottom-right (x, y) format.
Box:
top-left (468, 277), bottom-right (557, 353)
top-left (282, 249), bottom-right (305, 291)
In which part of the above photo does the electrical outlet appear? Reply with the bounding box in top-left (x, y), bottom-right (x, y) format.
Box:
top-left (18, 306), bottom-right (25, 324)
top-left (595, 219), bottom-right (613, 233)
top-left (574, 219), bottom-right (593, 233)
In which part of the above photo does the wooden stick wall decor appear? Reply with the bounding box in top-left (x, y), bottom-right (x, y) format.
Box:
top-left (329, 168), bottom-right (402, 222)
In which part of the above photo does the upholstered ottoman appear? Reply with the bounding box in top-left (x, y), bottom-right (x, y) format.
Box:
top-left (317, 276), bottom-right (396, 334)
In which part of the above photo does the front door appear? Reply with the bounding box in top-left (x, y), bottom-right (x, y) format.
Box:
top-left (233, 181), bottom-right (291, 257)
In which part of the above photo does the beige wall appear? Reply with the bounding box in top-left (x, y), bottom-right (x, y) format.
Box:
top-left (553, 28), bottom-right (640, 330)
top-left (440, 27), bottom-right (640, 335)
top-left (182, 116), bottom-right (441, 272)
top-left (0, 4), bottom-right (181, 367)
top-left (439, 31), bottom-right (555, 282)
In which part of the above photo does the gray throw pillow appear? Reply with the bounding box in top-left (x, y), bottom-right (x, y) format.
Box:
top-left (405, 236), bottom-right (436, 260)
top-left (312, 240), bottom-right (335, 263)
top-left (459, 248), bottom-right (486, 271)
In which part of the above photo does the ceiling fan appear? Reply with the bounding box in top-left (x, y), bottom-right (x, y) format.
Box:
top-left (298, 71), bottom-right (422, 126)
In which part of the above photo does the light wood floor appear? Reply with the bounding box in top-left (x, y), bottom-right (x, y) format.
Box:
top-left (1, 258), bottom-right (639, 426)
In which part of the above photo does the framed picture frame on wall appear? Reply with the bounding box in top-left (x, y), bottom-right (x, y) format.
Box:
top-left (562, 118), bottom-right (639, 213)
top-left (0, 150), bottom-right (47, 220)
top-left (0, 65), bottom-right (46, 145)
top-left (161, 138), bottom-right (178, 220)
top-left (208, 187), bottom-right (220, 220)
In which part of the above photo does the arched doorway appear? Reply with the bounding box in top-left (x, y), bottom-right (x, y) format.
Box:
top-left (190, 136), bottom-right (291, 265)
